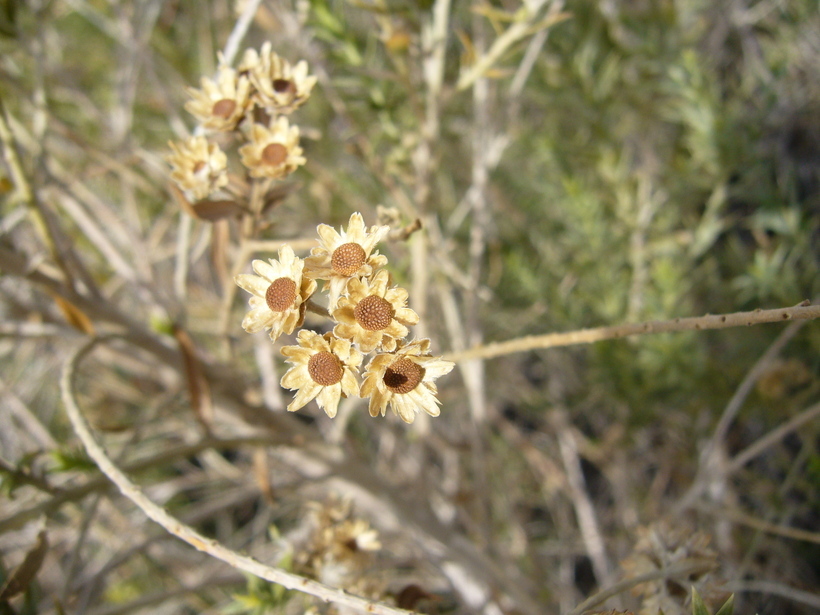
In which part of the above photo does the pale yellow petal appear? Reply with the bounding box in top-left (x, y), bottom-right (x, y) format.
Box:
top-left (383, 321), bottom-right (409, 339)
top-left (361, 225), bottom-right (390, 254)
top-left (281, 364), bottom-right (311, 389)
top-left (333, 322), bottom-right (358, 342)
top-left (317, 223), bottom-right (341, 250)
top-left (287, 382), bottom-right (321, 412)
top-left (386, 286), bottom-right (409, 305)
top-left (368, 389), bottom-right (390, 417)
top-left (423, 358), bottom-right (455, 380)
top-left (340, 369), bottom-right (360, 398)
top-left (394, 307), bottom-right (419, 325)
top-left (252, 259), bottom-right (279, 281)
top-left (242, 307), bottom-right (275, 333)
top-left (317, 384), bottom-right (342, 418)
top-left (235, 274), bottom-right (269, 297)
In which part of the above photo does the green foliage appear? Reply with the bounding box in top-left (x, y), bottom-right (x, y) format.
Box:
top-left (223, 574), bottom-right (296, 615)
top-left (48, 447), bottom-right (96, 474)
top-left (489, 0), bottom-right (819, 425)
top-left (692, 587), bottom-right (734, 615)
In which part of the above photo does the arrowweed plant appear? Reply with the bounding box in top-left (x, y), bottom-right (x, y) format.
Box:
top-left (1, 1), bottom-right (819, 615)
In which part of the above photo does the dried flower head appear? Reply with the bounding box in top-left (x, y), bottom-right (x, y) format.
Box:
top-left (361, 338), bottom-right (454, 423)
top-left (167, 136), bottom-right (229, 201)
top-left (332, 269), bottom-right (418, 353)
top-left (239, 42), bottom-right (317, 114)
top-left (280, 330), bottom-right (362, 418)
top-left (238, 116), bottom-right (306, 179)
top-left (304, 212), bottom-right (390, 310)
top-left (234, 245), bottom-right (316, 342)
top-left (184, 65), bottom-right (250, 131)
top-left (298, 498), bottom-right (383, 593)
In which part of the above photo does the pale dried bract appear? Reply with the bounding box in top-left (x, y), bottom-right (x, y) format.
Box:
top-left (280, 330), bottom-right (363, 418)
top-left (238, 116), bottom-right (306, 179)
top-left (304, 212), bottom-right (390, 310)
top-left (166, 136), bottom-right (229, 201)
top-left (184, 64), bottom-right (251, 131)
top-left (361, 338), bottom-right (454, 423)
top-left (332, 269), bottom-right (418, 353)
top-left (239, 42), bottom-right (318, 115)
top-left (234, 245), bottom-right (316, 342)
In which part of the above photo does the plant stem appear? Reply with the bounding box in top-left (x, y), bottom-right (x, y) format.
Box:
top-left (443, 302), bottom-right (820, 363)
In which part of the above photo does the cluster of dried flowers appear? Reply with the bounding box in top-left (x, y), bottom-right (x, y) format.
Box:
top-left (236, 212), bottom-right (454, 423)
top-left (167, 43), bottom-right (452, 423)
top-left (295, 498), bottom-right (383, 595)
top-left (167, 42), bottom-right (314, 209)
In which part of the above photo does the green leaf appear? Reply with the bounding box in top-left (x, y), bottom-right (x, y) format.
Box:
top-left (49, 448), bottom-right (96, 473)
top-left (714, 595), bottom-right (735, 615)
top-left (692, 587), bottom-right (709, 615)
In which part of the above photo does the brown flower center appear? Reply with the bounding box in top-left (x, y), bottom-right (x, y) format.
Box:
top-left (383, 358), bottom-right (425, 394)
top-left (265, 277), bottom-right (297, 312)
top-left (354, 295), bottom-right (394, 331)
top-left (273, 78), bottom-right (295, 95)
top-left (308, 351), bottom-right (344, 386)
top-left (261, 143), bottom-right (288, 166)
top-left (331, 242), bottom-right (367, 276)
top-left (192, 161), bottom-right (207, 174)
top-left (212, 98), bottom-right (237, 119)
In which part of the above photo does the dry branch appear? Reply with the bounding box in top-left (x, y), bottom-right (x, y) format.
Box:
top-left (60, 336), bottom-right (417, 615)
top-left (443, 302), bottom-right (820, 363)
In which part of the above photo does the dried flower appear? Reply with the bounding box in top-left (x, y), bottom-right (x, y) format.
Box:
top-left (239, 42), bottom-right (317, 114)
top-left (332, 269), bottom-right (418, 353)
top-left (304, 212), bottom-right (390, 310)
top-left (361, 338), bottom-right (454, 423)
top-left (167, 136), bottom-right (229, 201)
top-left (280, 330), bottom-right (362, 418)
top-left (297, 498), bottom-right (383, 595)
top-left (234, 245), bottom-right (316, 342)
top-left (238, 116), bottom-right (306, 179)
top-left (184, 65), bottom-right (250, 131)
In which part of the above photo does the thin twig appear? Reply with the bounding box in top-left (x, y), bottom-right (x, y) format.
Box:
top-left (727, 400), bottom-right (820, 474)
top-left (443, 302), bottom-right (820, 363)
top-left (698, 505), bottom-right (820, 546)
top-left (674, 319), bottom-right (807, 514)
top-left (555, 417), bottom-right (612, 589)
top-left (725, 580), bottom-right (820, 610)
top-left (456, 0), bottom-right (564, 91)
top-left (221, 0), bottom-right (264, 66)
top-left (60, 336), bottom-right (417, 615)
top-left (567, 558), bottom-right (717, 615)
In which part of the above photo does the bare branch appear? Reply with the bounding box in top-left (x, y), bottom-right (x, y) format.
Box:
top-left (444, 302), bottom-right (820, 363)
top-left (61, 336), bottom-right (417, 615)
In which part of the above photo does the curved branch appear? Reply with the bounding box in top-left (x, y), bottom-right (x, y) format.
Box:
top-left (60, 336), bottom-right (416, 615)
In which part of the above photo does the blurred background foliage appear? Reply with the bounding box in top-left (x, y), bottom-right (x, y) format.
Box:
top-left (1, 0), bottom-right (819, 614)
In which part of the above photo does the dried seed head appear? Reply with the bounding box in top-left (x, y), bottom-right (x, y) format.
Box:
top-left (262, 143), bottom-right (288, 166)
top-left (331, 242), bottom-right (367, 276)
top-left (212, 98), bottom-right (238, 119)
top-left (383, 358), bottom-right (425, 394)
top-left (273, 78), bottom-right (295, 95)
top-left (354, 295), bottom-right (394, 331)
top-left (308, 351), bottom-right (344, 386)
top-left (266, 277), bottom-right (297, 311)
